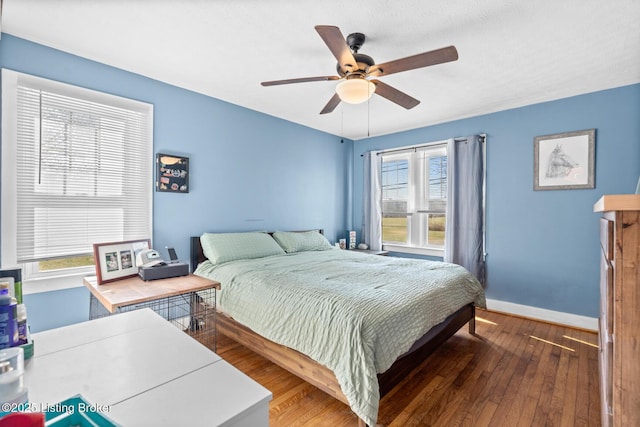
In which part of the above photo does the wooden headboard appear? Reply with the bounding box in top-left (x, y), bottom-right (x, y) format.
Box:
top-left (190, 230), bottom-right (325, 273)
top-left (190, 236), bottom-right (206, 273)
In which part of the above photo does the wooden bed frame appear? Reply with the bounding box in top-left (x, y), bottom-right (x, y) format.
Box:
top-left (190, 235), bottom-right (476, 426)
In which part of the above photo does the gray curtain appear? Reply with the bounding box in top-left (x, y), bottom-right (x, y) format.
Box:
top-left (444, 135), bottom-right (485, 285)
top-left (362, 151), bottom-right (382, 251)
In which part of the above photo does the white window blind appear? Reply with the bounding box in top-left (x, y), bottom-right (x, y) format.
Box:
top-left (2, 69), bottom-right (153, 265)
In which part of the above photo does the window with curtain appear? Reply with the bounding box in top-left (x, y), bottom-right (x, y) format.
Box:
top-left (381, 143), bottom-right (448, 254)
top-left (1, 69), bottom-right (153, 282)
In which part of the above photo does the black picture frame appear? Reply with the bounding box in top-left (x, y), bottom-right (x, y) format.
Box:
top-left (156, 153), bottom-right (189, 193)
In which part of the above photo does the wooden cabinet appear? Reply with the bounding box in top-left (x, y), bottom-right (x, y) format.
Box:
top-left (594, 195), bottom-right (640, 427)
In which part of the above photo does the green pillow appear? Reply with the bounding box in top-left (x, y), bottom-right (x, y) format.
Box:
top-left (272, 230), bottom-right (333, 253)
top-left (200, 232), bottom-right (285, 265)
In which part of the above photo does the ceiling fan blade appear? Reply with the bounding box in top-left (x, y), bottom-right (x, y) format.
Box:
top-left (371, 80), bottom-right (420, 109)
top-left (320, 93), bottom-right (341, 115)
top-left (315, 25), bottom-right (358, 73)
top-left (369, 45), bottom-right (458, 77)
top-left (261, 76), bottom-right (340, 86)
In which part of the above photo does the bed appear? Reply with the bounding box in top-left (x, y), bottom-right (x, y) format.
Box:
top-left (190, 230), bottom-right (485, 426)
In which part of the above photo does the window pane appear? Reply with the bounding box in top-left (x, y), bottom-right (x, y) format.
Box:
top-left (382, 159), bottom-right (408, 200)
top-left (380, 146), bottom-right (448, 250)
top-left (382, 215), bottom-right (408, 243)
top-left (428, 214), bottom-right (446, 246)
top-left (39, 255), bottom-right (95, 272)
top-left (429, 155), bottom-right (447, 198)
top-left (426, 156), bottom-right (446, 247)
top-left (382, 158), bottom-right (409, 244)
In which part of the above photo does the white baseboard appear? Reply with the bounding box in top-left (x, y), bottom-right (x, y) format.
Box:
top-left (485, 298), bottom-right (598, 332)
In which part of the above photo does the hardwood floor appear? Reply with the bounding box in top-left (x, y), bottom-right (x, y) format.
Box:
top-left (211, 309), bottom-right (600, 426)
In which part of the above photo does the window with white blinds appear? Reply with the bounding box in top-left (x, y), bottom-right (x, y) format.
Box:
top-left (2, 69), bottom-right (153, 270)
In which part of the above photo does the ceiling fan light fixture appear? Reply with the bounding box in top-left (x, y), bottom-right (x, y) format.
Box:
top-left (335, 78), bottom-right (375, 104)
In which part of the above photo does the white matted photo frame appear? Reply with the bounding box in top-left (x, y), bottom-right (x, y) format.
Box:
top-left (93, 239), bottom-right (151, 284)
top-left (534, 129), bottom-right (595, 191)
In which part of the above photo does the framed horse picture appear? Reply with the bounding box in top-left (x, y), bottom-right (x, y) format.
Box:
top-left (533, 129), bottom-right (595, 191)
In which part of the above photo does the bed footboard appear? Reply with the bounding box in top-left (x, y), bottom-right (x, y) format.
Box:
top-left (469, 304), bottom-right (476, 334)
top-left (376, 303), bottom-right (475, 397)
top-left (214, 304), bottom-right (475, 426)
top-left (212, 304), bottom-right (474, 406)
top-left (216, 309), bottom-right (350, 405)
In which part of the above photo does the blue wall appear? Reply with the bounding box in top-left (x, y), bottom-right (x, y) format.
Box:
top-left (2, 33), bottom-right (638, 331)
top-left (23, 287), bottom-right (90, 332)
top-left (352, 84), bottom-right (640, 318)
top-left (1, 34), bottom-right (351, 332)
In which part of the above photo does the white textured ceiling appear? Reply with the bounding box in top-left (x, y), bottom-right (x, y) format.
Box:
top-left (2, 0), bottom-right (639, 140)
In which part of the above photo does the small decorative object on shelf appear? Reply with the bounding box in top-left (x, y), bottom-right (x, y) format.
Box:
top-left (348, 230), bottom-right (356, 249)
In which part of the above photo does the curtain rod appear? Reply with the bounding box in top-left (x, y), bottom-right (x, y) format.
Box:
top-left (361, 134), bottom-right (486, 157)
top-left (374, 140), bottom-right (446, 156)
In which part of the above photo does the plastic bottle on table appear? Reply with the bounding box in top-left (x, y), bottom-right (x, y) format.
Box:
top-left (15, 305), bottom-right (27, 346)
top-left (0, 296), bottom-right (18, 349)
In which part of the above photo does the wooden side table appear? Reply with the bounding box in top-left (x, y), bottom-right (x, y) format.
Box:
top-left (83, 274), bottom-right (220, 350)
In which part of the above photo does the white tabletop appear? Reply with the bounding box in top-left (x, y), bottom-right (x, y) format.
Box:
top-left (30, 309), bottom-right (171, 357)
top-left (25, 309), bottom-right (271, 426)
top-left (110, 360), bottom-right (272, 426)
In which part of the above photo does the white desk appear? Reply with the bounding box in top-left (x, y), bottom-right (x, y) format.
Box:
top-left (25, 309), bottom-right (271, 426)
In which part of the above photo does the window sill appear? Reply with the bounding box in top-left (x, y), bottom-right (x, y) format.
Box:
top-left (382, 244), bottom-right (444, 258)
top-left (23, 271), bottom-right (90, 295)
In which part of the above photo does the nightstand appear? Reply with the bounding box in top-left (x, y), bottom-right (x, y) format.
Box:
top-left (83, 274), bottom-right (220, 350)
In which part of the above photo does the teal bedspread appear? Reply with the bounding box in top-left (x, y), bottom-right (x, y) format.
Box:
top-left (194, 248), bottom-right (485, 426)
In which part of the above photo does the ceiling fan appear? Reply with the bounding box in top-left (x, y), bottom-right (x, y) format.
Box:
top-left (261, 25), bottom-right (459, 114)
